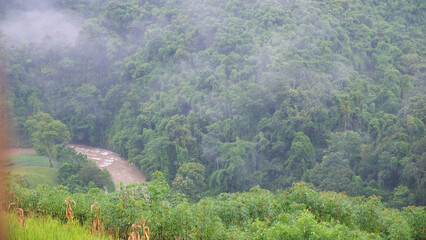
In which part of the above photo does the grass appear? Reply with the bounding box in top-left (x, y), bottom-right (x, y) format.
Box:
top-left (7, 153), bottom-right (60, 187)
top-left (4, 213), bottom-right (116, 240)
top-left (4, 153), bottom-right (118, 239)
top-left (9, 153), bottom-right (59, 168)
top-left (10, 166), bottom-right (58, 187)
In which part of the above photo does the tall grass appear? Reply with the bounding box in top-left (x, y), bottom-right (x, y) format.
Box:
top-left (5, 213), bottom-right (116, 240)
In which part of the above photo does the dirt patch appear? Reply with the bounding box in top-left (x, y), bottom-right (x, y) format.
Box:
top-left (3, 148), bottom-right (36, 158)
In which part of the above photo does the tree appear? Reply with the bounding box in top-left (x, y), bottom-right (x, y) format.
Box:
top-left (285, 132), bottom-right (315, 179)
top-left (391, 185), bottom-right (414, 208)
top-left (103, 1), bottom-right (139, 35)
top-left (305, 152), bottom-right (355, 193)
top-left (26, 112), bottom-right (71, 168)
top-left (209, 138), bottom-right (254, 193)
top-left (172, 162), bottom-right (206, 201)
top-left (327, 131), bottom-right (362, 173)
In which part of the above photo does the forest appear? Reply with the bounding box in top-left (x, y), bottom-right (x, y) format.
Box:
top-left (1, 0), bottom-right (425, 231)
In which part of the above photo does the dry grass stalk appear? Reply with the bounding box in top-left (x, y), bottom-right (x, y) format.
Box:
top-left (8, 202), bottom-right (16, 210)
top-left (16, 208), bottom-right (25, 230)
top-left (91, 201), bottom-right (102, 234)
top-left (128, 219), bottom-right (150, 240)
top-left (8, 202), bottom-right (25, 230)
top-left (65, 197), bottom-right (76, 223)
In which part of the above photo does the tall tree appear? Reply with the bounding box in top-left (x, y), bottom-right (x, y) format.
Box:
top-left (285, 132), bottom-right (315, 179)
top-left (26, 112), bottom-right (70, 167)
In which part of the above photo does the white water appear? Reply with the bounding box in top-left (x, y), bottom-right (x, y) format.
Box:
top-left (70, 144), bottom-right (146, 186)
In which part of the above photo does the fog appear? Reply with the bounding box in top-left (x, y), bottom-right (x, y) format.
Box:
top-left (0, 6), bottom-right (82, 46)
top-left (2, 0), bottom-right (425, 211)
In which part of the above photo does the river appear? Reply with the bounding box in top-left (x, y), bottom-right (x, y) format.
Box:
top-left (70, 144), bottom-right (146, 186)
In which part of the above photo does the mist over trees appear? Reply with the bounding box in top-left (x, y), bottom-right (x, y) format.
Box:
top-left (1, 0), bottom-right (425, 206)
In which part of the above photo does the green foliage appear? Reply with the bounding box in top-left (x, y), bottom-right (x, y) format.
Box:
top-left (26, 113), bottom-right (71, 168)
top-left (4, 0), bottom-right (426, 206)
top-left (10, 167), bottom-right (59, 188)
top-left (10, 153), bottom-right (59, 168)
top-left (5, 213), bottom-right (115, 240)
top-left (8, 153), bottom-right (60, 188)
top-left (56, 146), bottom-right (115, 193)
top-left (285, 132), bottom-right (315, 179)
top-left (9, 179), bottom-right (423, 239)
top-left (391, 185), bottom-right (415, 208)
top-left (172, 162), bottom-right (206, 201)
top-left (401, 206), bottom-right (426, 240)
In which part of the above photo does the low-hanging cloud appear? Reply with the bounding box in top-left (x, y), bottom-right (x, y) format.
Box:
top-left (1, 9), bottom-right (83, 46)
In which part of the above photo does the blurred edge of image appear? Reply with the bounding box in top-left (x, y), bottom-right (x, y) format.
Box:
top-left (1, 54), bottom-right (14, 239)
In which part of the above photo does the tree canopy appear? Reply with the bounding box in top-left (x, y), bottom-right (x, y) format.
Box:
top-left (26, 112), bottom-right (70, 167)
top-left (3, 0), bottom-right (426, 207)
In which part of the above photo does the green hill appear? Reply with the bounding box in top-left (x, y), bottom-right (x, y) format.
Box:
top-left (2, 0), bottom-right (425, 206)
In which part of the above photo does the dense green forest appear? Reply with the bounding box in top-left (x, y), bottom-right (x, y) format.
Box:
top-left (1, 0), bottom-right (425, 207)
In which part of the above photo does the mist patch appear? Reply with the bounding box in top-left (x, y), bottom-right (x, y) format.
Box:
top-left (0, 9), bottom-right (83, 46)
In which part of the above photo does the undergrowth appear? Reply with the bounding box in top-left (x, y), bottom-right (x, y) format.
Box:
top-left (4, 212), bottom-right (116, 240)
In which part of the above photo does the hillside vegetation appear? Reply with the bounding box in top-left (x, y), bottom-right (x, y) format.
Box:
top-left (7, 153), bottom-right (59, 188)
top-left (6, 147), bottom-right (115, 193)
top-left (2, 0), bottom-right (425, 207)
top-left (5, 212), bottom-right (115, 240)
top-left (8, 174), bottom-right (426, 239)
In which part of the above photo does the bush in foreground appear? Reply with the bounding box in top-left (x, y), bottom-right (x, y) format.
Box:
top-left (8, 173), bottom-right (425, 239)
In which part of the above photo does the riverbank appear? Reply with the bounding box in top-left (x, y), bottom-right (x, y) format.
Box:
top-left (4, 146), bottom-right (146, 187)
top-left (70, 144), bottom-right (146, 186)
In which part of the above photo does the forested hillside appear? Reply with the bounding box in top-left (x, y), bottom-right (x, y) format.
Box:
top-left (2, 0), bottom-right (425, 206)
